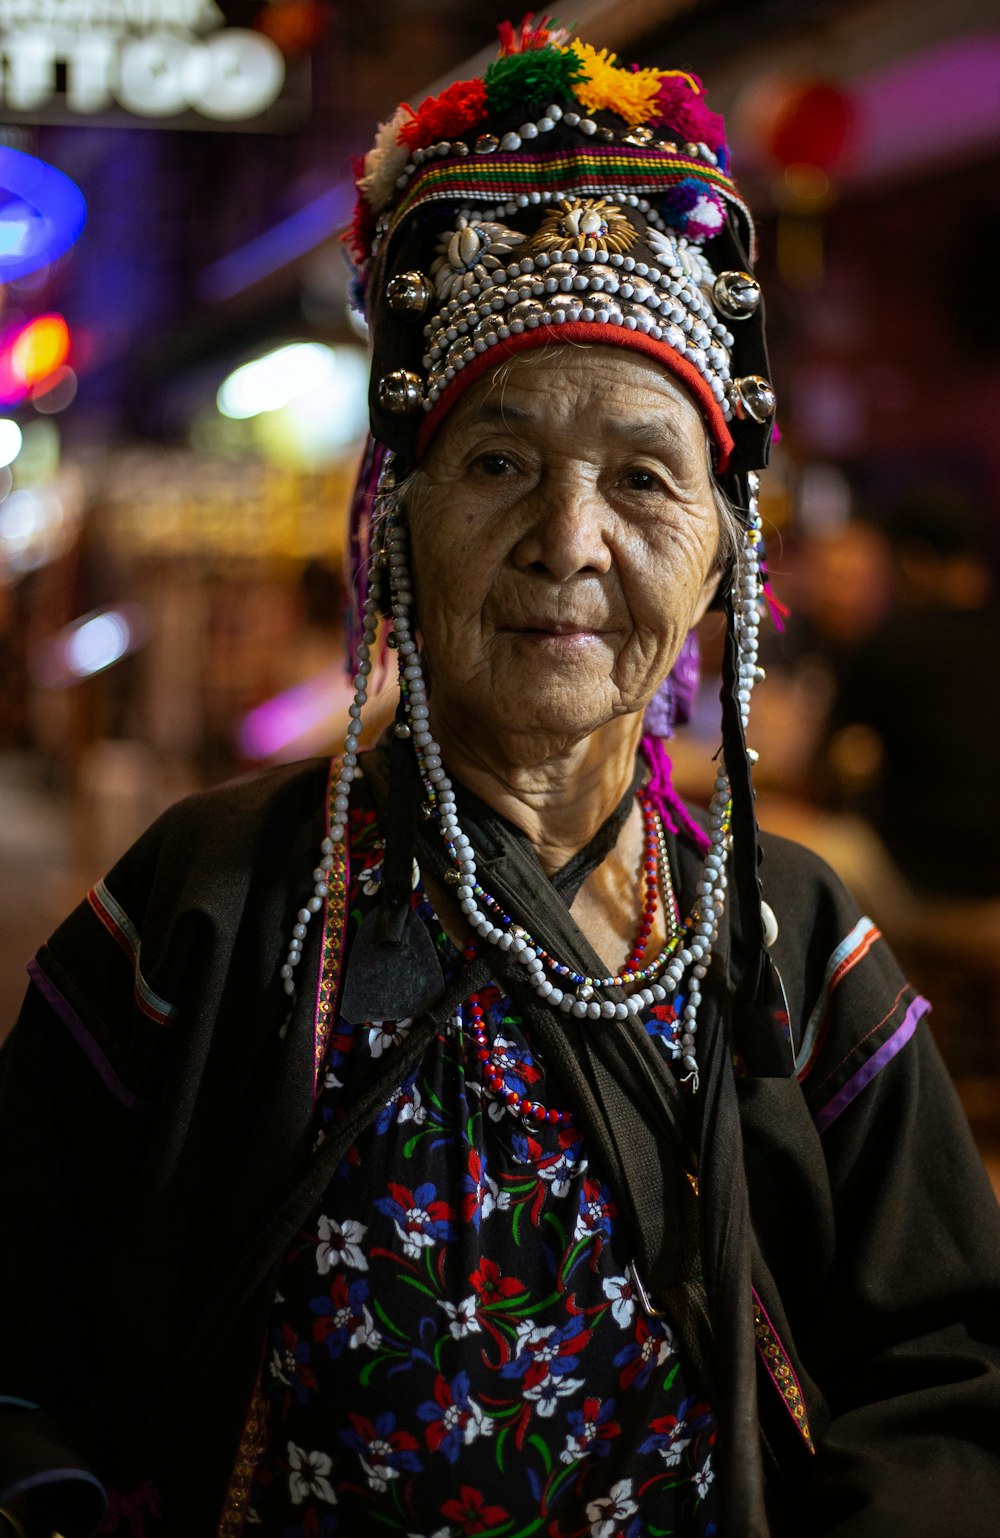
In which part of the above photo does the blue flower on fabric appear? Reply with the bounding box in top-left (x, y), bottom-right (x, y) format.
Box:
top-left (639, 1393), bottom-right (713, 1465)
top-left (375, 1180), bottom-right (457, 1261)
top-left (268, 1322), bottom-right (317, 1406)
top-left (340, 1410), bottom-right (422, 1493)
top-left (375, 1072), bottom-right (426, 1134)
top-left (310, 1273), bottom-right (381, 1359)
top-left (417, 1370), bottom-right (495, 1464)
top-left (560, 1394), bottom-right (620, 1464)
top-left (614, 1314), bottom-right (675, 1392)
top-left (500, 1318), bottom-right (591, 1414)
top-left (572, 1175), bottom-right (616, 1250)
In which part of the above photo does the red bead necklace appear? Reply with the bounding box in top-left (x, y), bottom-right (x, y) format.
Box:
top-left (461, 792), bottom-right (678, 1125)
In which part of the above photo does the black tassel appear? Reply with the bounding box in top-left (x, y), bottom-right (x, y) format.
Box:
top-left (338, 716), bottom-right (444, 1024)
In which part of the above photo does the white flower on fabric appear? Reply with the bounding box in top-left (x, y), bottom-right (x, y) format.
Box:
top-left (536, 1151), bottom-right (582, 1200)
top-left (368, 1017), bottom-right (413, 1058)
top-left (315, 1215), bottom-right (368, 1274)
top-left (394, 1206), bottom-right (438, 1261)
top-left (360, 863), bottom-right (383, 895)
top-left (602, 1273), bottom-right (637, 1328)
top-left (587, 1478), bottom-right (638, 1538)
top-left (438, 1295), bottom-right (481, 1339)
top-left (514, 1320), bottom-right (559, 1360)
top-left (695, 1453), bottom-right (715, 1498)
top-left (396, 1081), bottom-right (427, 1127)
top-left (324, 1065), bottom-right (342, 1091)
top-left (443, 1393), bottom-right (494, 1446)
top-left (528, 1373), bottom-right (585, 1416)
top-left (287, 1443), bottom-right (336, 1506)
top-left (408, 1530), bottom-right (451, 1538)
top-left (361, 1439), bottom-right (401, 1493)
top-left (481, 1171), bottom-right (509, 1219)
top-left (358, 105), bottom-right (412, 212)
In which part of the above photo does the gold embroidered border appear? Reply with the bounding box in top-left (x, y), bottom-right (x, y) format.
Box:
top-left (314, 756), bottom-right (350, 1093)
top-left (752, 1291), bottom-right (815, 1454)
top-left (216, 1378), bottom-right (268, 1536)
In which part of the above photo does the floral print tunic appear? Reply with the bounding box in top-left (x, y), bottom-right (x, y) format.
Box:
top-left (244, 799), bottom-right (718, 1537)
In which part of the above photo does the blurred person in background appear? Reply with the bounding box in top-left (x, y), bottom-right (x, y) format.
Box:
top-left (1, 21), bottom-right (999, 1538)
top-left (825, 486), bottom-right (1000, 897)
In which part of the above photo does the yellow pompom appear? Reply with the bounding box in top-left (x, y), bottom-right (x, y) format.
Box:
top-left (563, 41), bottom-right (662, 125)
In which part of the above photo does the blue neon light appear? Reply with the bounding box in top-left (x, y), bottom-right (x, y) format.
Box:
top-left (0, 148), bottom-right (87, 282)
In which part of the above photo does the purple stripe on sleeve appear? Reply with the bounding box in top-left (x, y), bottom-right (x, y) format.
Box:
top-left (2, 1467), bottom-right (107, 1519)
top-left (26, 957), bottom-right (149, 1115)
top-left (814, 995), bottom-right (929, 1134)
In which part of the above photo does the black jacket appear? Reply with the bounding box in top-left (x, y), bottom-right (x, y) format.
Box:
top-left (1, 756), bottom-right (999, 1536)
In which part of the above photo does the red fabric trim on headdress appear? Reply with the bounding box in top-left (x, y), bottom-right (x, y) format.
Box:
top-left (416, 323), bottom-right (735, 470)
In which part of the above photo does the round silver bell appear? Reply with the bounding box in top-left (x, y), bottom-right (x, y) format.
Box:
top-left (729, 374), bottom-right (776, 423)
top-left (474, 134), bottom-right (499, 154)
top-left (387, 271), bottom-right (433, 316)
top-left (713, 271), bottom-right (762, 320)
top-left (378, 370), bottom-right (424, 415)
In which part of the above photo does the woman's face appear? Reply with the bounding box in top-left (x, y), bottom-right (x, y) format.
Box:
top-left (407, 346), bottom-right (723, 746)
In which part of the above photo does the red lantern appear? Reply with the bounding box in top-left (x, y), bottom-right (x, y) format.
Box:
top-left (768, 80), bottom-right (855, 172)
top-left (737, 75), bottom-right (857, 175)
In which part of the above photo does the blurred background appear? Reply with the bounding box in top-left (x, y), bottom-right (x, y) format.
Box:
top-left (0, 0), bottom-right (998, 1163)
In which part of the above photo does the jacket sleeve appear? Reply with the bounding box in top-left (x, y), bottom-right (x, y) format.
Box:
top-left (807, 1016), bottom-right (1000, 1536)
top-left (0, 981), bottom-right (123, 1537)
top-left (756, 833), bottom-right (1000, 1535)
top-left (0, 759), bottom-right (329, 1538)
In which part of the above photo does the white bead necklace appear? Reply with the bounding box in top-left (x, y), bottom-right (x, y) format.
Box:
top-left (282, 469), bottom-right (765, 1093)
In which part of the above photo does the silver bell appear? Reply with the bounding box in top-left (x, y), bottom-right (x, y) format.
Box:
top-left (378, 370), bottom-right (423, 415)
top-left (729, 375), bottom-right (776, 423)
top-left (712, 270), bottom-right (762, 320)
top-left (387, 271), bottom-right (433, 316)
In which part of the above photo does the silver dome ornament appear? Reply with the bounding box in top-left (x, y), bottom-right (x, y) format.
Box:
top-left (729, 374), bottom-right (776, 423)
top-left (387, 270), bottom-right (433, 316)
top-left (712, 270), bottom-right (762, 321)
top-left (474, 134), bottom-right (499, 154)
top-left (378, 370), bottom-right (424, 415)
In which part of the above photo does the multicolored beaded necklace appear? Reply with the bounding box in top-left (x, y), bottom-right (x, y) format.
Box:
top-left (460, 793), bottom-right (691, 1127)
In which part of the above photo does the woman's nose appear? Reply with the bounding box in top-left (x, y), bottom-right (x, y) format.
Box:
top-left (511, 471), bottom-right (612, 582)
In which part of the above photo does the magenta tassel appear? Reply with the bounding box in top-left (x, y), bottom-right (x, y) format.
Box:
top-left (641, 734), bottom-right (711, 854)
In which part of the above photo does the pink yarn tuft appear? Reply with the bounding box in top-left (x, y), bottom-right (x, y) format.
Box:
top-left (641, 734), bottom-right (711, 854)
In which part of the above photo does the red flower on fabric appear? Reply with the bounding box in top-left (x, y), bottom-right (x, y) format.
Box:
top-left (440, 1485), bottom-right (510, 1533)
top-left (399, 78), bottom-right (489, 152)
top-left (469, 1255), bottom-right (524, 1304)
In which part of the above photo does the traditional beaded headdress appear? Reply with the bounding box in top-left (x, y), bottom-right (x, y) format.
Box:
top-left (344, 18), bottom-right (774, 484)
top-left (281, 19), bottom-right (780, 1092)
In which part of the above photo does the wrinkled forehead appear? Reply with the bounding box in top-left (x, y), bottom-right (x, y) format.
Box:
top-left (421, 342), bottom-right (712, 463)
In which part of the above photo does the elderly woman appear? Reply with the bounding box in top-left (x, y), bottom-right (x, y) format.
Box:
top-left (2, 21), bottom-right (1000, 1538)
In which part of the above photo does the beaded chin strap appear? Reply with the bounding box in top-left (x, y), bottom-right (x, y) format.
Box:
top-left (281, 466), bottom-right (764, 1094)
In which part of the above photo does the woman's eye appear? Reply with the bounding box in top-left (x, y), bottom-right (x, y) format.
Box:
top-left (472, 452), bottom-right (516, 477)
top-left (622, 468), bottom-right (662, 492)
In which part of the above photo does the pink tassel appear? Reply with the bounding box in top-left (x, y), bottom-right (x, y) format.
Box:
top-left (641, 734), bottom-right (711, 853)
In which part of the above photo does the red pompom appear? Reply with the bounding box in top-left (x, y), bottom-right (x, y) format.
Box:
top-left (398, 78), bottom-right (489, 152)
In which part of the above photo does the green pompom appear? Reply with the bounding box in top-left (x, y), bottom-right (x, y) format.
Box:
top-left (484, 48), bottom-right (586, 118)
